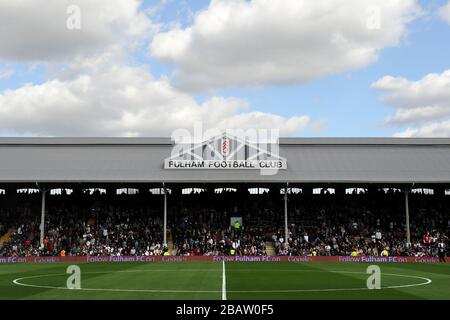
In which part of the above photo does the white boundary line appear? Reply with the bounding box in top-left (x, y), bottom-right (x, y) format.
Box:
top-left (222, 260), bottom-right (227, 300)
top-left (11, 269), bottom-right (432, 294)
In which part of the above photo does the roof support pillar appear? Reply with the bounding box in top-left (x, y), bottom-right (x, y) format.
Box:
top-left (284, 183), bottom-right (289, 249)
top-left (39, 188), bottom-right (48, 249)
top-left (163, 182), bottom-right (167, 247)
top-left (404, 187), bottom-right (411, 246)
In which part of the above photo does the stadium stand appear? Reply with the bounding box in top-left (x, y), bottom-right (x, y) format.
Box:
top-left (0, 188), bottom-right (448, 258)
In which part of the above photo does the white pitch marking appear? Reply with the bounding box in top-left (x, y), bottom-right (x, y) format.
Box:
top-left (12, 270), bottom-right (432, 294)
top-left (222, 260), bottom-right (227, 300)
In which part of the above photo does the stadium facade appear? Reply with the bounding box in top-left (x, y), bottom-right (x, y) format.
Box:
top-left (1, 136), bottom-right (450, 183)
top-left (1, 135), bottom-right (450, 247)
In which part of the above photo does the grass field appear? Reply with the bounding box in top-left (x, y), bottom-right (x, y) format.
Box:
top-left (0, 261), bottom-right (449, 300)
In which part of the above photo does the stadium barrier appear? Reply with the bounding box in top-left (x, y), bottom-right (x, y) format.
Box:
top-left (0, 255), bottom-right (448, 264)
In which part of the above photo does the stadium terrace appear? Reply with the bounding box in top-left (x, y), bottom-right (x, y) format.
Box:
top-left (0, 136), bottom-right (449, 261)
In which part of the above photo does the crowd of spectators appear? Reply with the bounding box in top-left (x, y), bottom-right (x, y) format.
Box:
top-left (0, 188), bottom-right (448, 258)
top-left (172, 215), bottom-right (267, 256)
top-left (0, 205), bottom-right (165, 257)
top-left (272, 192), bottom-right (449, 257)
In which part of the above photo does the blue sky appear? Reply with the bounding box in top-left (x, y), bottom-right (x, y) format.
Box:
top-left (145, 0), bottom-right (450, 137)
top-left (1, 0), bottom-right (450, 137)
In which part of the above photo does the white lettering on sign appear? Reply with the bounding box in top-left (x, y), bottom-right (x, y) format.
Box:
top-left (165, 160), bottom-right (286, 170)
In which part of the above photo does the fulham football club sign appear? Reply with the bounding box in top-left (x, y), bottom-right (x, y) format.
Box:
top-left (164, 133), bottom-right (287, 171)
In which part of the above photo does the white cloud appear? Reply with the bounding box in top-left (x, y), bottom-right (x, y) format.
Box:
top-left (393, 120), bottom-right (450, 137)
top-left (0, 64), bottom-right (315, 136)
top-left (0, 0), bottom-right (155, 63)
top-left (439, 1), bottom-right (450, 24)
top-left (0, 0), bottom-right (318, 137)
top-left (150, 0), bottom-right (421, 91)
top-left (0, 67), bottom-right (14, 80)
top-left (372, 69), bottom-right (450, 137)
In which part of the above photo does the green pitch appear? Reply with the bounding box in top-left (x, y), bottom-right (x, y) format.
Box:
top-left (0, 261), bottom-right (449, 300)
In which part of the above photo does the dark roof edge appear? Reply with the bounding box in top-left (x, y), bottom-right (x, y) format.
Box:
top-left (0, 137), bottom-right (173, 145)
top-left (0, 137), bottom-right (450, 146)
top-left (279, 137), bottom-right (450, 145)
